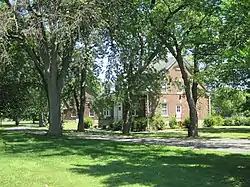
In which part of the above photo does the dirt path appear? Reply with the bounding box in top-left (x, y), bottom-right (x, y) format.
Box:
top-left (3, 127), bottom-right (250, 154)
top-left (75, 134), bottom-right (250, 154)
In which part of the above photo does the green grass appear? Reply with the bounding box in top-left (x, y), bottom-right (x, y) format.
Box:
top-left (133, 127), bottom-right (250, 139)
top-left (0, 130), bottom-right (250, 187)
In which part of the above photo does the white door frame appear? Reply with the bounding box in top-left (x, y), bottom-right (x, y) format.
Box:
top-left (176, 105), bottom-right (182, 121)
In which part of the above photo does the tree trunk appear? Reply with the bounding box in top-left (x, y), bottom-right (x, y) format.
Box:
top-left (175, 49), bottom-right (198, 137)
top-left (123, 109), bottom-right (132, 134)
top-left (15, 117), bottom-right (19, 126)
top-left (187, 99), bottom-right (198, 137)
top-left (75, 90), bottom-right (85, 132)
top-left (122, 91), bottom-right (132, 134)
top-left (77, 105), bottom-right (85, 132)
top-left (39, 112), bottom-right (45, 127)
top-left (47, 73), bottom-right (62, 136)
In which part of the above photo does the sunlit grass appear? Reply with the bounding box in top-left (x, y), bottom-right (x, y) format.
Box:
top-left (0, 130), bottom-right (249, 187)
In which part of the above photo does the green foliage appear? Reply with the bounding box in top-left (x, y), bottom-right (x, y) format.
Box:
top-left (151, 115), bottom-right (166, 130)
top-left (183, 117), bottom-right (190, 129)
top-left (204, 116), bottom-right (224, 127)
top-left (131, 118), bottom-right (148, 132)
top-left (169, 116), bottom-right (179, 129)
top-left (212, 88), bottom-right (247, 117)
top-left (223, 118), bottom-right (234, 126)
top-left (108, 120), bottom-right (123, 131)
top-left (84, 117), bottom-right (93, 129)
top-left (223, 116), bottom-right (250, 126)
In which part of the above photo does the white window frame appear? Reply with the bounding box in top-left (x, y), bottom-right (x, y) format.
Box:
top-left (89, 110), bottom-right (95, 117)
top-left (161, 103), bottom-right (168, 116)
top-left (161, 85), bottom-right (167, 93)
top-left (103, 108), bottom-right (111, 118)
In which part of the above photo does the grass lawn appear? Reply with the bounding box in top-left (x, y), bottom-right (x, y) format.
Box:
top-left (0, 130), bottom-right (250, 187)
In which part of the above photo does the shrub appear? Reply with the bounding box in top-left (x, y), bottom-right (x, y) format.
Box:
top-left (108, 120), bottom-right (123, 131)
top-left (233, 116), bottom-right (250, 126)
top-left (183, 117), bottom-right (190, 128)
top-left (131, 117), bottom-right (148, 132)
top-left (204, 115), bottom-right (224, 127)
top-left (151, 115), bottom-right (166, 130)
top-left (169, 116), bottom-right (179, 129)
top-left (84, 117), bottom-right (93, 129)
top-left (224, 118), bottom-right (234, 126)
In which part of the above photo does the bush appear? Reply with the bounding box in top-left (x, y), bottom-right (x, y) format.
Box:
top-left (204, 115), bottom-right (224, 127)
top-left (224, 118), bottom-right (234, 126)
top-left (84, 117), bottom-right (93, 129)
top-left (169, 116), bottom-right (179, 129)
top-left (183, 117), bottom-right (190, 128)
top-left (232, 116), bottom-right (250, 126)
top-left (131, 117), bottom-right (148, 132)
top-left (151, 115), bottom-right (166, 130)
top-left (108, 120), bottom-right (123, 131)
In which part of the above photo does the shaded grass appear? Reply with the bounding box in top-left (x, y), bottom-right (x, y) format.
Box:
top-left (0, 130), bottom-right (250, 187)
top-left (2, 120), bottom-right (250, 139)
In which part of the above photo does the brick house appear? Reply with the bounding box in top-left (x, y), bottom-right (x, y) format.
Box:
top-left (63, 91), bottom-right (98, 122)
top-left (152, 57), bottom-right (211, 124)
top-left (103, 57), bottom-right (211, 125)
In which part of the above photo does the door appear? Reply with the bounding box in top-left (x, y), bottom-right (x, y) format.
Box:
top-left (117, 103), bottom-right (123, 120)
top-left (176, 105), bottom-right (182, 121)
top-left (114, 103), bottom-right (123, 120)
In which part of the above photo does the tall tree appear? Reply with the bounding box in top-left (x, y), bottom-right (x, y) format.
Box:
top-left (0, 0), bottom-right (100, 136)
top-left (102, 0), bottom-right (166, 134)
top-left (148, 0), bottom-right (223, 137)
top-left (64, 32), bottom-right (101, 132)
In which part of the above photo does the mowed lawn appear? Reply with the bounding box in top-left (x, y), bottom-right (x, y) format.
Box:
top-left (0, 130), bottom-right (250, 187)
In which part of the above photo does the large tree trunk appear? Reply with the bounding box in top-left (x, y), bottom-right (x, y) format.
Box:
top-left (74, 89), bottom-right (86, 132)
top-left (175, 49), bottom-right (198, 137)
top-left (123, 108), bottom-right (132, 135)
top-left (187, 98), bottom-right (198, 137)
top-left (122, 91), bottom-right (133, 134)
top-left (15, 117), bottom-right (19, 126)
top-left (47, 70), bottom-right (62, 136)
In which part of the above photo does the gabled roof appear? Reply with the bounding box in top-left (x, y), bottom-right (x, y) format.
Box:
top-left (154, 56), bottom-right (192, 72)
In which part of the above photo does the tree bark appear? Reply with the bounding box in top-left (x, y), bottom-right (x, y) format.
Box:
top-left (175, 49), bottom-right (198, 137)
top-left (122, 90), bottom-right (132, 134)
top-left (47, 63), bottom-right (62, 136)
top-left (15, 117), bottom-right (19, 126)
top-left (39, 112), bottom-right (45, 127)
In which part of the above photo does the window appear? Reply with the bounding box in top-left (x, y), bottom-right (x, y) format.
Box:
top-left (71, 110), bottom-right (77, 118)
top-left (161, 85), bottom-right (167, 93)
top-left (176, 105), bottom-right (181, 113)
top-left (161, 103), bottom-right (168, 116)
top-left (103, 109), bottom-right (111, 117)
top-left (89, 109), bottom-right (95, 117)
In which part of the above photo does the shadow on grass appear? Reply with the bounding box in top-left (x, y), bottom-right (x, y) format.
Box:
top-left (199, 127), bottom-right (250, 134)
top-left (0, 130), bottom-right (250, 187)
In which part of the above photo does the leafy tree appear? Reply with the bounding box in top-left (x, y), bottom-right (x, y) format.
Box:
top-left (0, 42), bottom-right (33, 125)
top-left (0, 0), bottom-right (100, 135)
top-left (148, 0), bottom-right (225, 137)
top-left (63, 32), bottom-right (102, 132)
top-left (212, 88), bottom-right (247, 117)
top-left (102, 0), bottom-right (167, 134)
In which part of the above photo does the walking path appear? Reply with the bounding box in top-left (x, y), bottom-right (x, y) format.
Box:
top-left (75, 134), bottom-right (250, 154)
top-left (3, 126), bottom-right (250, 154)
